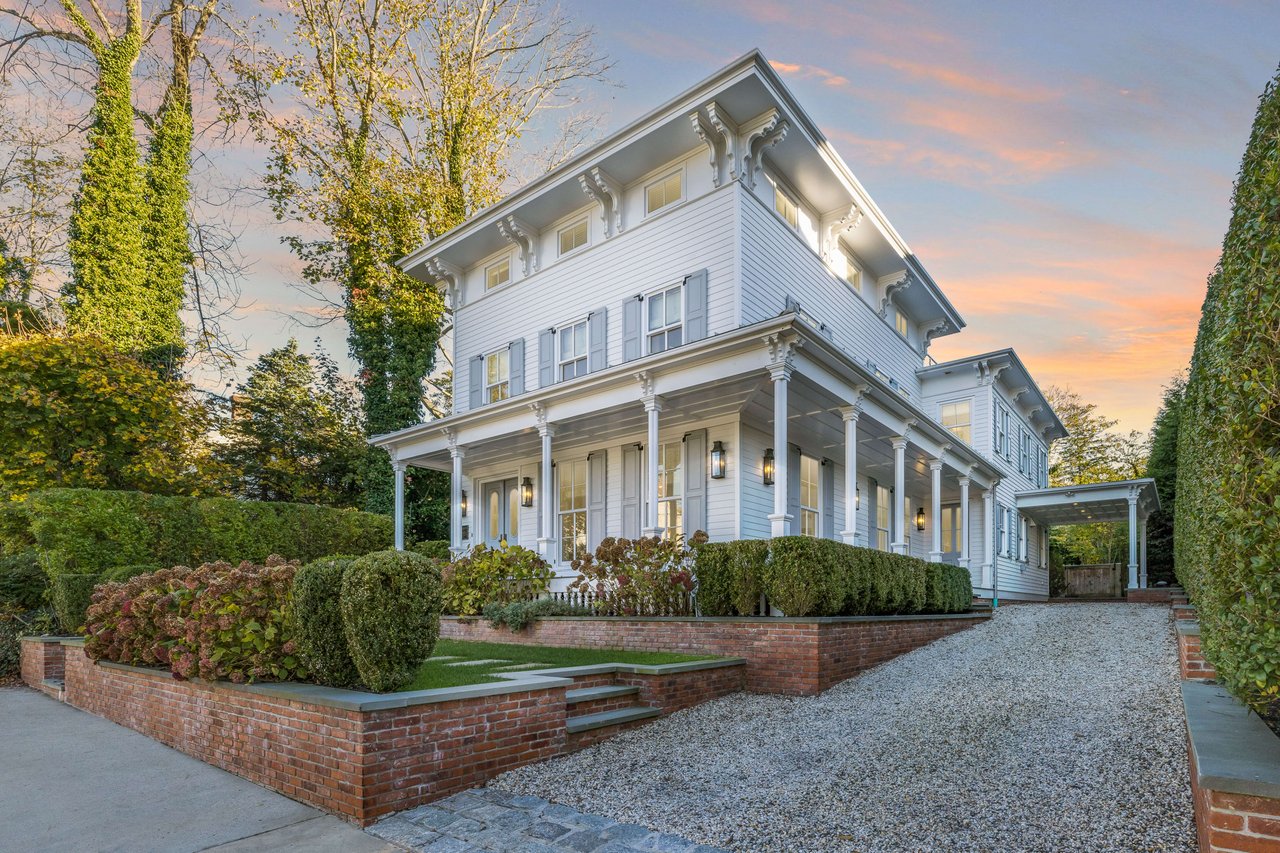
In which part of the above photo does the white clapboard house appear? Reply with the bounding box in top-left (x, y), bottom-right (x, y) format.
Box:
top-left (372, 51), bottom-right (1159, 601)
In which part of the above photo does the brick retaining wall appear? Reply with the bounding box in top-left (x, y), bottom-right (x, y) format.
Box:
top-left (19, 636), bottom-right (64, 693)
top-left (442, 612), bottom-right (989, 696)
top-left (1177, 623), bottom-right (1218, 681)
top-left (21, 640), bottom-right (744, 825)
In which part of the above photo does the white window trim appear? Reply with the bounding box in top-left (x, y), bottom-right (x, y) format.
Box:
top-left (768, 175), bottom-right (800, 231)
top-left (939, 398), bottom-right (973, 446)
top-left (484, 254), bottom-right (513, 291)
top-left (841, 246), bottom-right (864, 295)
top-left (875, 484), bottom-right (892, 552)
top-left (557, 459), bottom-right (588, 564)
top-left (645, 283), bottom-right (685, 355)
top-left (557, 217), bottom-right (589, 257)
top-left (799, 454), bottom-right (821, 538)
top-left (643, 168), bottom-right (685, 217)
top-left (656, 440), bottom-right (683, 542)
top-left (895, 307), bottom-right (910, 340)
top-left (556, 317), bottom-right (589, 381)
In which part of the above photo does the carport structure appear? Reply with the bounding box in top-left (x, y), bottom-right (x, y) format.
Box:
top-left (1015, 479), bottom-right (1161, 590)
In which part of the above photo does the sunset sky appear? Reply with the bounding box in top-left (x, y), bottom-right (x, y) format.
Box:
top-left (199, 0), bottom-right (1280, 435)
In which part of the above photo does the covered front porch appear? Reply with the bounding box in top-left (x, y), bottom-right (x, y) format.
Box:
top-left (1015, 479), bottom-right (1161, 590)
top-left (371, 315), bottom-right (1002, 589)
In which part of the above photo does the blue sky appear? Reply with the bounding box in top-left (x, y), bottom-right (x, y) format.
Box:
top-left (219, 0), bottom-right (1280, 434)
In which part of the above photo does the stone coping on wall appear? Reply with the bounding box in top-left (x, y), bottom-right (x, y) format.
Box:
top-left (447, 611), bottom-right (991, 625)
top-left (29, 636), bottom-right (745, 713)
top-left (1176, 621), bottom-right (1201, 637)
top-left (1183, 680), bottom-right (1280, 801)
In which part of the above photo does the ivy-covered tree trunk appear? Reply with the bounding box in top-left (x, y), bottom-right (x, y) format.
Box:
top-left (63, 9), bottom-right (150, 358)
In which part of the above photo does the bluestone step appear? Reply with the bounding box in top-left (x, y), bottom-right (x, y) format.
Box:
top-left (566, 705), bottom-right (660, 734)
top-left (565, 684), bottom-right (640, 704)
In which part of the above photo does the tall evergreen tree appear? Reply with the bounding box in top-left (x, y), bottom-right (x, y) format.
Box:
top-left (1144, 376), bottom-right (1184, 584)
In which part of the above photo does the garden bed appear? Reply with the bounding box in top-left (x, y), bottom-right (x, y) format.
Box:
top-left (443, 610), bottom-right (991, 696)
top-left (19, 636), bottom-right (745, 825)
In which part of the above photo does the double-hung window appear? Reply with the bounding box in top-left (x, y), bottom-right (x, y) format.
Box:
top-left (656, 441), bottom-right (683, 541)
top-left (772, 179), bottom-right (799, 229)
top-left (940, 400), bottom-right (972, 445)
top-left (941, 505), bottom-right (960, 554)
top-left (557, 319), bottom-right (588, 380)
top-left (484, 349), bottom-right (510, 403)
top-left (647, 285), bottom-right (683, 353)
top-left (485, 256), bottom-right (511, 291)
top-left (558, 460), bottom-right (587, 562)
top-left (1019, 428), bottom-right (1030, 474)
top-left (876, 484), bottom-right (892, 551)
top-left (558, 218), bottom-right (588, 256)
top-left (799, 455), bottom-right (820, 537)
top-left (1001, 408), bottom-right (1012, 462)
top-left (645, 171), bottom-right (682, 216)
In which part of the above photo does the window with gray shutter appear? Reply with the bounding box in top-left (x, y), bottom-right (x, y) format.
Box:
top-left (684, 431), bottom-right (706, 537)
top-left (508, 338), bottom-right (525, 397)
top-left (588, 307), bottom-right (607, 372)
top-left (684, 269), bottom-right (708, 343)
top-left (468, 355), bottom-right (483, 410)
top-left (787, 444), bottom-right (801, 536)
top-left (621, 444), bottom-right (642, 539)
top-left (587, 451), bottom-right (607, 551)
top-left (822, 459), bottom-right (835, 540)
top-left (538, 328), bottom-right (555, 388)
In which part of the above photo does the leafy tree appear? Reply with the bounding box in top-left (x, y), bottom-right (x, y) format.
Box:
top-left (0, 333), bottom-right (212, 496)
top-left (1176, 65), bottom-right (1280, 715)
top-left (215, 339), bottom-right (366, 508)
top-left (1144, 375), bottom-right (1184, 584)
top-left (226, 0), bottom-right (608, 538)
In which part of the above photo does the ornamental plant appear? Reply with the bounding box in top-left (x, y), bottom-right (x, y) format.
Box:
top-left (340, 550), bottom-right (442, 692)
top-left (569, 532), bottom-right (704, 617)
top-left (292, 556), bottom-right (360, 688)
top-left (84, 565), bottom-right (195, 667)
top-left (443, 542), bottom-right (552, 616)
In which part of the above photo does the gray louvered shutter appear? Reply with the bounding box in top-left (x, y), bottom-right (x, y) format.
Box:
top-left (469, 355), bottom-right (483, 410)
top-left (685, 269), bottom-right (708, 342)
top-left (588, 307), bottom-right (607, 372)
top-left (684, 430), bottom-right (707, 538)
top-left (995, 503), bottom-right (1004, 555)
top-left (621, 444), bottom-right (642, 539)
top-left (822, 459), bottom-right (835, 540)
top-left (622, 296), bottom-right (643, 361)
top-left (787, 445), bottom-right (801, 536)
top-left (509, 338), bottom-right (525, 397)
top-left (993, 402), bottom-right (1000, 456)
top-left (538, 328), bottom-right (555, 388)
top-left (587, 451), bottom-right (607, 551)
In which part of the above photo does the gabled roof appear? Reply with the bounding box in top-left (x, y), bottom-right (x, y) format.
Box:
top-left (918, 348), bottom-right (1068, 441)
top-left (396, 49), bottom-right (965, 335)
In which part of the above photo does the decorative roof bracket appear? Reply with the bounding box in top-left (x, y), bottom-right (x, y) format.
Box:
top-left (739, 107), bottom-right (789, 191)
top-left (879, 271), bottom-right (914, 319)
top-left (498, 215), bottom-right (539, 277)
top-left (578, 167), bottom-right (623, 238)
top-left (822, 203), bottom-right (865, 263)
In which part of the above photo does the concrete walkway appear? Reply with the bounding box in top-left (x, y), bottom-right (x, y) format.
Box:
top-left (0, 686), bottom-right (394, 853)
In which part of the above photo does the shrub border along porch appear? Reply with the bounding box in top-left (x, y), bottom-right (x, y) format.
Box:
top-left (20, 637), bottom-right (745, 825)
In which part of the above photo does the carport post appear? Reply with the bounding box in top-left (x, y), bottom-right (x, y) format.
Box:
top-left (1126, 491), bottom-right (1139, 590)
top-left (1139, 515), bottom-right (1148, 589)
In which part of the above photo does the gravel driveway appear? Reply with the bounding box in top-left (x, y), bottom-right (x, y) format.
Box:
top-left (492, 604), bottom-right (1195, 853)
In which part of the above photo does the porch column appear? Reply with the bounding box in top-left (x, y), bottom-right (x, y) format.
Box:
top-left (958, 473), bottom-right (971, 571)
top-left (392, 460), bottom-right (407, 551)
top-left (537, 422), bottom-right (556, 558)
top-left (981, 484), bottom-right (995, 591)
top-left (891, 435), bottom-right (908, 555)
top-left (449, 446), bottom-right (466, 556)
top-left (768, 363), bottom-right (793, 538)
top-left (1139, 514), bottom-right (1149, 588)
top-left (1126, 490), bottom-right (1139, 590)
top-left (642, 395), bottom-right (663, 538)
top-left (928, 456), bottom-right (943, 562)
top-left (839, 405), bottom-right (860, 545)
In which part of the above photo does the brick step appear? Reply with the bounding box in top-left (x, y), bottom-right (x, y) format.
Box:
top-left (566, 704), bottom-right (660, 735)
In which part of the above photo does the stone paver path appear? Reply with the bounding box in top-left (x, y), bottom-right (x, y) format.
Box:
top-left (367, 788), bottom-right (727, 853)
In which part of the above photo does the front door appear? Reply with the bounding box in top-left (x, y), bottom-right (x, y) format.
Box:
top-left (483, 479), bottom-right (519, 548)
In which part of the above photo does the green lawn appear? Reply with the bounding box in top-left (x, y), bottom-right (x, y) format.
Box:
top-left (399, 639), bottom-right (715, 691)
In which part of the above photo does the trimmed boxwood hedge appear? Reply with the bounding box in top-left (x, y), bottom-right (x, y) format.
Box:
top-left (694, 536), bottom-right (971, 617)
top-left (23, 488), bottom-right (392, 580)
top-left (340, 550), bottom-right (443, 692)
top-left (293, 556), bottom-right (360, 688)
top-left (51, 572), bottom-right (98, 632)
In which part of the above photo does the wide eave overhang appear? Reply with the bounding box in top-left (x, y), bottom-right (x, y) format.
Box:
top-left (1015, 479), bottom-right (1160, 526)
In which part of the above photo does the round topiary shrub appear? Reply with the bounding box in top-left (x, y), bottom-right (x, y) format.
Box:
top-left (340, 550), bottom-right (442, 692)
top-left (293, 556), bottom-right (360, 688)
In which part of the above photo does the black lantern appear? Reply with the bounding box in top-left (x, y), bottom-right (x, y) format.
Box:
top-left (710, 441), bottom-right (726, 479)
top-left (762, 448), bottom-right (776, 486)
top-left (460, 490), bottom-right (469, 517)
top-left (520, 477), bottom-right (534, 507)
top-left (915, 506), bottom-right (925, 531)
top-left (856, 485), bottom-right (861, 510)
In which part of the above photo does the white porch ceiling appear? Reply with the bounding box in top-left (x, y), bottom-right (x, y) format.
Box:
top-left (1015, 479), bottom-right (1160, 527)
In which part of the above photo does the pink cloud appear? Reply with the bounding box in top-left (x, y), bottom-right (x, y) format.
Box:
top-left (768, 60), bottom-right (849, 88)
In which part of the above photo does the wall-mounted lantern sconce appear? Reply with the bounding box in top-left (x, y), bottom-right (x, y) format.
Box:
top-left (856, 486), bottom-right (861, 510)
top-left (520, 477), bottom-right (534, 508)
top-left (915, 507), bottom-right (926, 531)
top-left (460, 490), bottom-right (469, 517)
top-left (762, 448), bottom-right (776, 486)
top-left (710, 441), bottom-right (726, 479)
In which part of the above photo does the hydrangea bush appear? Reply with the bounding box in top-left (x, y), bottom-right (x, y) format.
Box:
top-left (443, 542), bottom-right (551, 616)
top-left (569, 533), bottom-right (704, 616)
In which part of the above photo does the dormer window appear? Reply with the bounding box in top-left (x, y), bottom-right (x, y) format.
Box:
top-left (558, 218), bottom-right (588, 256)
top-left (895, 309), bottom-right (909, 338)
top-left (485, 257), bottom-right (511, 290)
top-left (772, 180), bottom-right (799, 230)
top-left (647, 284), bottom-right (683, 353)
top-left (645, 170), bottom-right (682, 216)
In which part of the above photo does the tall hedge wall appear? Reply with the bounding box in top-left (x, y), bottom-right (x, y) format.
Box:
top-left (695, 536), bottom-right (972, 617)
top-left (23, 489), bottom-right (392, 579)
top-left (1175, 66), bottom-right (1280, 713)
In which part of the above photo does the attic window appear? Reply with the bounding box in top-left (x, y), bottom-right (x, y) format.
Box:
top-left (645, 171), bottom-right (682, 215)
top-left (558, 219), bottom-right (588, 256)
top-left (772, 180), bottom-right (799, 229)
top-left (485, 257), bottom-right (511, 290)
